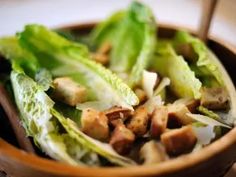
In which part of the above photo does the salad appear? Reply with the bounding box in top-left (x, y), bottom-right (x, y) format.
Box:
top-left (0, 1), bottom-right (236, 167)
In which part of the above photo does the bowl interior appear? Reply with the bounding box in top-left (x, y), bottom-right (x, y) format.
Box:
top-left (0, 23), bottom-right (236, 177)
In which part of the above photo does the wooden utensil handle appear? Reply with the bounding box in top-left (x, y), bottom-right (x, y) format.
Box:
top-left (198, 0), bottom-right (219, 42)
top-left (0, 84), bottom-right (35, 154)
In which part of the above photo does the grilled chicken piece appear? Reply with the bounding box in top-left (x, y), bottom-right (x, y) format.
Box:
top-left (81, 108), bottom-right (109, 141)
top-left (53, 77), bottom-right (86, 106)
top-left (140, 141), bottom-right (168, 165)
top-left (161, 125), bottom-right (197, 156)
top-left (150, 106), bottom-right (168, 138)
top-left (127, 106), bottom-right (150, 136)
top-left (168, 104), bottom-right (194, 127)
top-left (134, 88), bottom-right (147, 103)
top-left (200, 87), bottom-right (229, 110)
top-left (110, 124), bottom-right (135, 155)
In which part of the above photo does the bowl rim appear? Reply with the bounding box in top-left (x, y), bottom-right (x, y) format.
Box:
top-left (0, 23), bottom-right (236, 177)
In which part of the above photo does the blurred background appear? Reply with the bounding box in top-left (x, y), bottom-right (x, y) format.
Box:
top-left (0, 0), bottom-right (236, 176)
top-left (0, 0), bottom-right (236, 46)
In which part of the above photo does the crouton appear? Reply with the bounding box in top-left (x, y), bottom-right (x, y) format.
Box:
top-left (110, 124), bottom-right (135, 155)
top-left (109, 119), bottom-right (123, 127)
top-left (140, 141), bottom-right (168, 165)
top-left (127, 106), bottom-right (150, 136)
top-left (174, 98), bottom-right (200, 113)
top-left (98, 42), bottom-right (112, 54)
top-left (90, 53), bottom-right (109, 65)
top-left (104, 106), bottom-right (133, 121)
top-left (134, 88), bottom-right (147, 103)
top-left (81, 108), bottom-right (109, 141)
top-left (168, 104), bottom-right (194, 127)
top-left (161, 125), bottom-right (197, 156)
top-left (53, 77), bottom-right (86, 106)
top-left (150, 106), bottom-right (168, 138)
top-left (104, 106), bottom-right (133, 127)
top-left (200, 87), bottom-right (229, 110)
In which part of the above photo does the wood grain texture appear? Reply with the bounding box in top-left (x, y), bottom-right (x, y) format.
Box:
top-left (198, 0), bottom-right (219, 42)
top-left (0, 84), bottom-right (35, 154)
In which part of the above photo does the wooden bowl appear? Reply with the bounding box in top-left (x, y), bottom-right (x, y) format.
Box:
top-left (0, 23), bottom-right (236, 177)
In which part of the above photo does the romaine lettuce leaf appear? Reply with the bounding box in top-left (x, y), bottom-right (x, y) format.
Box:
top-left (90, 11), bottom-right (125, 47)
top-left (173, 31), bottom-right (224, 87)
top-left (0, 37), bottom-right (39, 77)
top-left (35, 68), bottom-right (52, 91)
top-left (151, 42), bottom-right (202, 99)
top-left (90, 2), bottom-right (157, 88)
top-left (10, 71), bottom-right (80, 165)
top-left (19, 24), bottom-right (139, 110)
top-left (128, 2), bottom-right (157, 87)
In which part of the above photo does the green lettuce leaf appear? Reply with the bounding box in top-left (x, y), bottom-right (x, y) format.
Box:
top-left (0, 37), bottom-right (39, 77)
top-left (173, 31), bottom-right (224, 87)
top-left (90, 2), bottom-right (157, 88)
top-left (19, 24), bottom-right (139, 110)
top-left (197, 106), bottom-right (220, 120)
top-left (151, 41), bottom-right (202, 99)
top-left (173, 31), bottom-right (236, 125)
top-left (90, 11), bottom-right (125, 47)
top-left (10, 71), bottom-right (80, 165)
top-left (35, 68), bottom-right (52, 91)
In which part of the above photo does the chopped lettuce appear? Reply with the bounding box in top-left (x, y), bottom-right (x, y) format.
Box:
top-left (173, 31), bottom-right (224, 87)
top-left (91, 2), bottom-right (157, 88)
top-left (151, 42), bottom-right (202, 99)
top-left (19, 24), bottom-right (139, 110)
